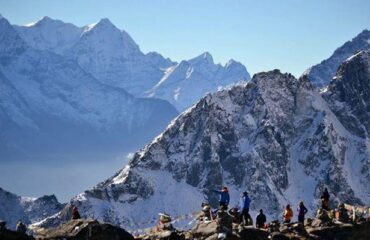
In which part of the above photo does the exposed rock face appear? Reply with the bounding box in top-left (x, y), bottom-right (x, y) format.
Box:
top-left (323, 50), bottom-right (370, 138)
top-left (36, 51), bottom-right (370, 230)
top-left (305, 29), bottom-right (370, 88)
top-left (0, 188), bottom-right (64, 229)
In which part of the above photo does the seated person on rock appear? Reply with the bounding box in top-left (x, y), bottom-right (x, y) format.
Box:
top-left (16, 220), bottom-right (27, 234)
top-left (156, 213), bottom-right (175, 232)
top-left (335, 203), bottom-right (349, 223)
top-left (197, 204), bottom-right (213, 222)
top-left (228, 207), bottom-right (242, 224)
top-left (216, 206), bottom-right (233, 234)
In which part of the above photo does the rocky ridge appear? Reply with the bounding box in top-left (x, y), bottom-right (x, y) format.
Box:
top-left (0, 188), bottom-right (64, 229)
top-left (305, 30), bottom-right (370, 88)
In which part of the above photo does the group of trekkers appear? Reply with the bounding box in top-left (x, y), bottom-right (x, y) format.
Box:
top-left (208, 186), bottom-right (308, 228)
top-left (193, 186), bottom-right (363, 233)
top-left (3, 186), bottom-right (365, 236)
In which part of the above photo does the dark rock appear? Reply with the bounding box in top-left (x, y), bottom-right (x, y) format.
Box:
top-left (238, 225), bottom-right (269, 240)
top-left (0, 227), bottom-right (34, 240)
top-left (270, 232), bottom-right (289, 240)
top-left (145, 230), bottom-right (184, 240)
top-left (307, 222), bottom-right (370, 240)
top-left (34, 219), bottom-right (134, 240)
top-left (191, 221), bottom-right (218, 239)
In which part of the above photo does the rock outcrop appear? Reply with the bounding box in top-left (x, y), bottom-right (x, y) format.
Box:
top-left (34, 219), bottom-right (134, 240)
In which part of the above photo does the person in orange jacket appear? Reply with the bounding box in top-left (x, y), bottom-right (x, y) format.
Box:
top-left (283, 204), bottom-right (293, 223)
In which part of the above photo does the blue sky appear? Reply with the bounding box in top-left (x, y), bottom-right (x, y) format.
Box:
top-left (1, 0), bottom-right (370, 76)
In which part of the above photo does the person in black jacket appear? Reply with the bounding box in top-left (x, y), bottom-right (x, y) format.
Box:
top-left (297, 201), bottom-right (308, 223)
top-left (321, 188), bottom-right (330, 210)
top-left (256, 209), bottom-right (266, 228)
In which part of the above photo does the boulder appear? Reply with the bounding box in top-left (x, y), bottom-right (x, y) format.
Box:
top-left (191, 221), bottom-right (218, 239)
top-left (0, 227), bottom-right (34, 240)
top-left (237, 225), bottom-right (269, 240)
top-left (141, 230), bottom-right (184, 240)
top-left (34, 219), bottom-right (134, 240)
top-left (270, 232), bottom-right (290, 240)
top-left (307, 222), bottom-right (370, 240)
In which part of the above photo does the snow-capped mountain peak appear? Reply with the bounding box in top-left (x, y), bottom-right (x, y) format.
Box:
top-left (147, 51), bottom-right (250, 111)
top-left (305, 29), bottom-right (370, 87)
top-left (83, 18), bottom-right (118, 33)
top-left (34, 16), bottom-right (59, 25)
top-left (0, 16), bottom-right (28, 57)
top-left (0, 188), bottom-right (64, 229)
top-left (10, 15), bottom-right (251, 108)
top-left (188, 51), bottom-right (214, 66)
top-left (15, 16), bottom-right (82, 53)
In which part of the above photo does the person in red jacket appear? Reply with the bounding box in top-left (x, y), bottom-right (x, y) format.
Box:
top-left (72, 206), bottom-right (81, 220)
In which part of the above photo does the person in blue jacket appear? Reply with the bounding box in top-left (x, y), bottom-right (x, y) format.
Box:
top-left (213, 187), bottom-right (230, 209)
top-left (240, 191), bottom-right (251, 225)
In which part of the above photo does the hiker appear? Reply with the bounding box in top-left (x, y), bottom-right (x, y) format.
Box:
top-left (283, 204), bottom-right (293, 223)
top-left (336, 203), bottom-right (349, 223)
top-left (16, 220), bottom-right (27, 234)
top-left (212, 187), bottom-right (230, 209)
top-left (72, 206), bottom-right (81, 220)
top-left (197, 204), bottom-right (213, 222)
top-left (321, 188), bottom-right (330, 210)
top-left (156, 213), bottom-right (175, 232)
top-left (228, 207), bottom-right (241, 224)
top-left (0, 220), bottom-right (6, 231)
top-left (256, 209), bottom-right (267, 228)
top-left (239, 191), bottom-right (251, 225)
top-left (215, 206), bottom-right (233, 236)
top-left (297, 201), bottom-right (308, 224)
top-left (316, 208), bottom-right (330, 222)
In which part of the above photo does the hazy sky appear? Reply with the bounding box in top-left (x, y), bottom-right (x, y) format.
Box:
top-left (1, 0), bottom-right (370, 77)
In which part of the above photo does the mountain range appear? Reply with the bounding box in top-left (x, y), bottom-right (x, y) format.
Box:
top-left (0, 15), bottom-right (250, 165)
top-left (1, 14), bottom-right (369, 232)
top-left (0, 187), bottom-right (64, 229)
top-left (35, 50), bottom-right (370, 230)
top-left (13, 16), bottom-right (251, 111)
